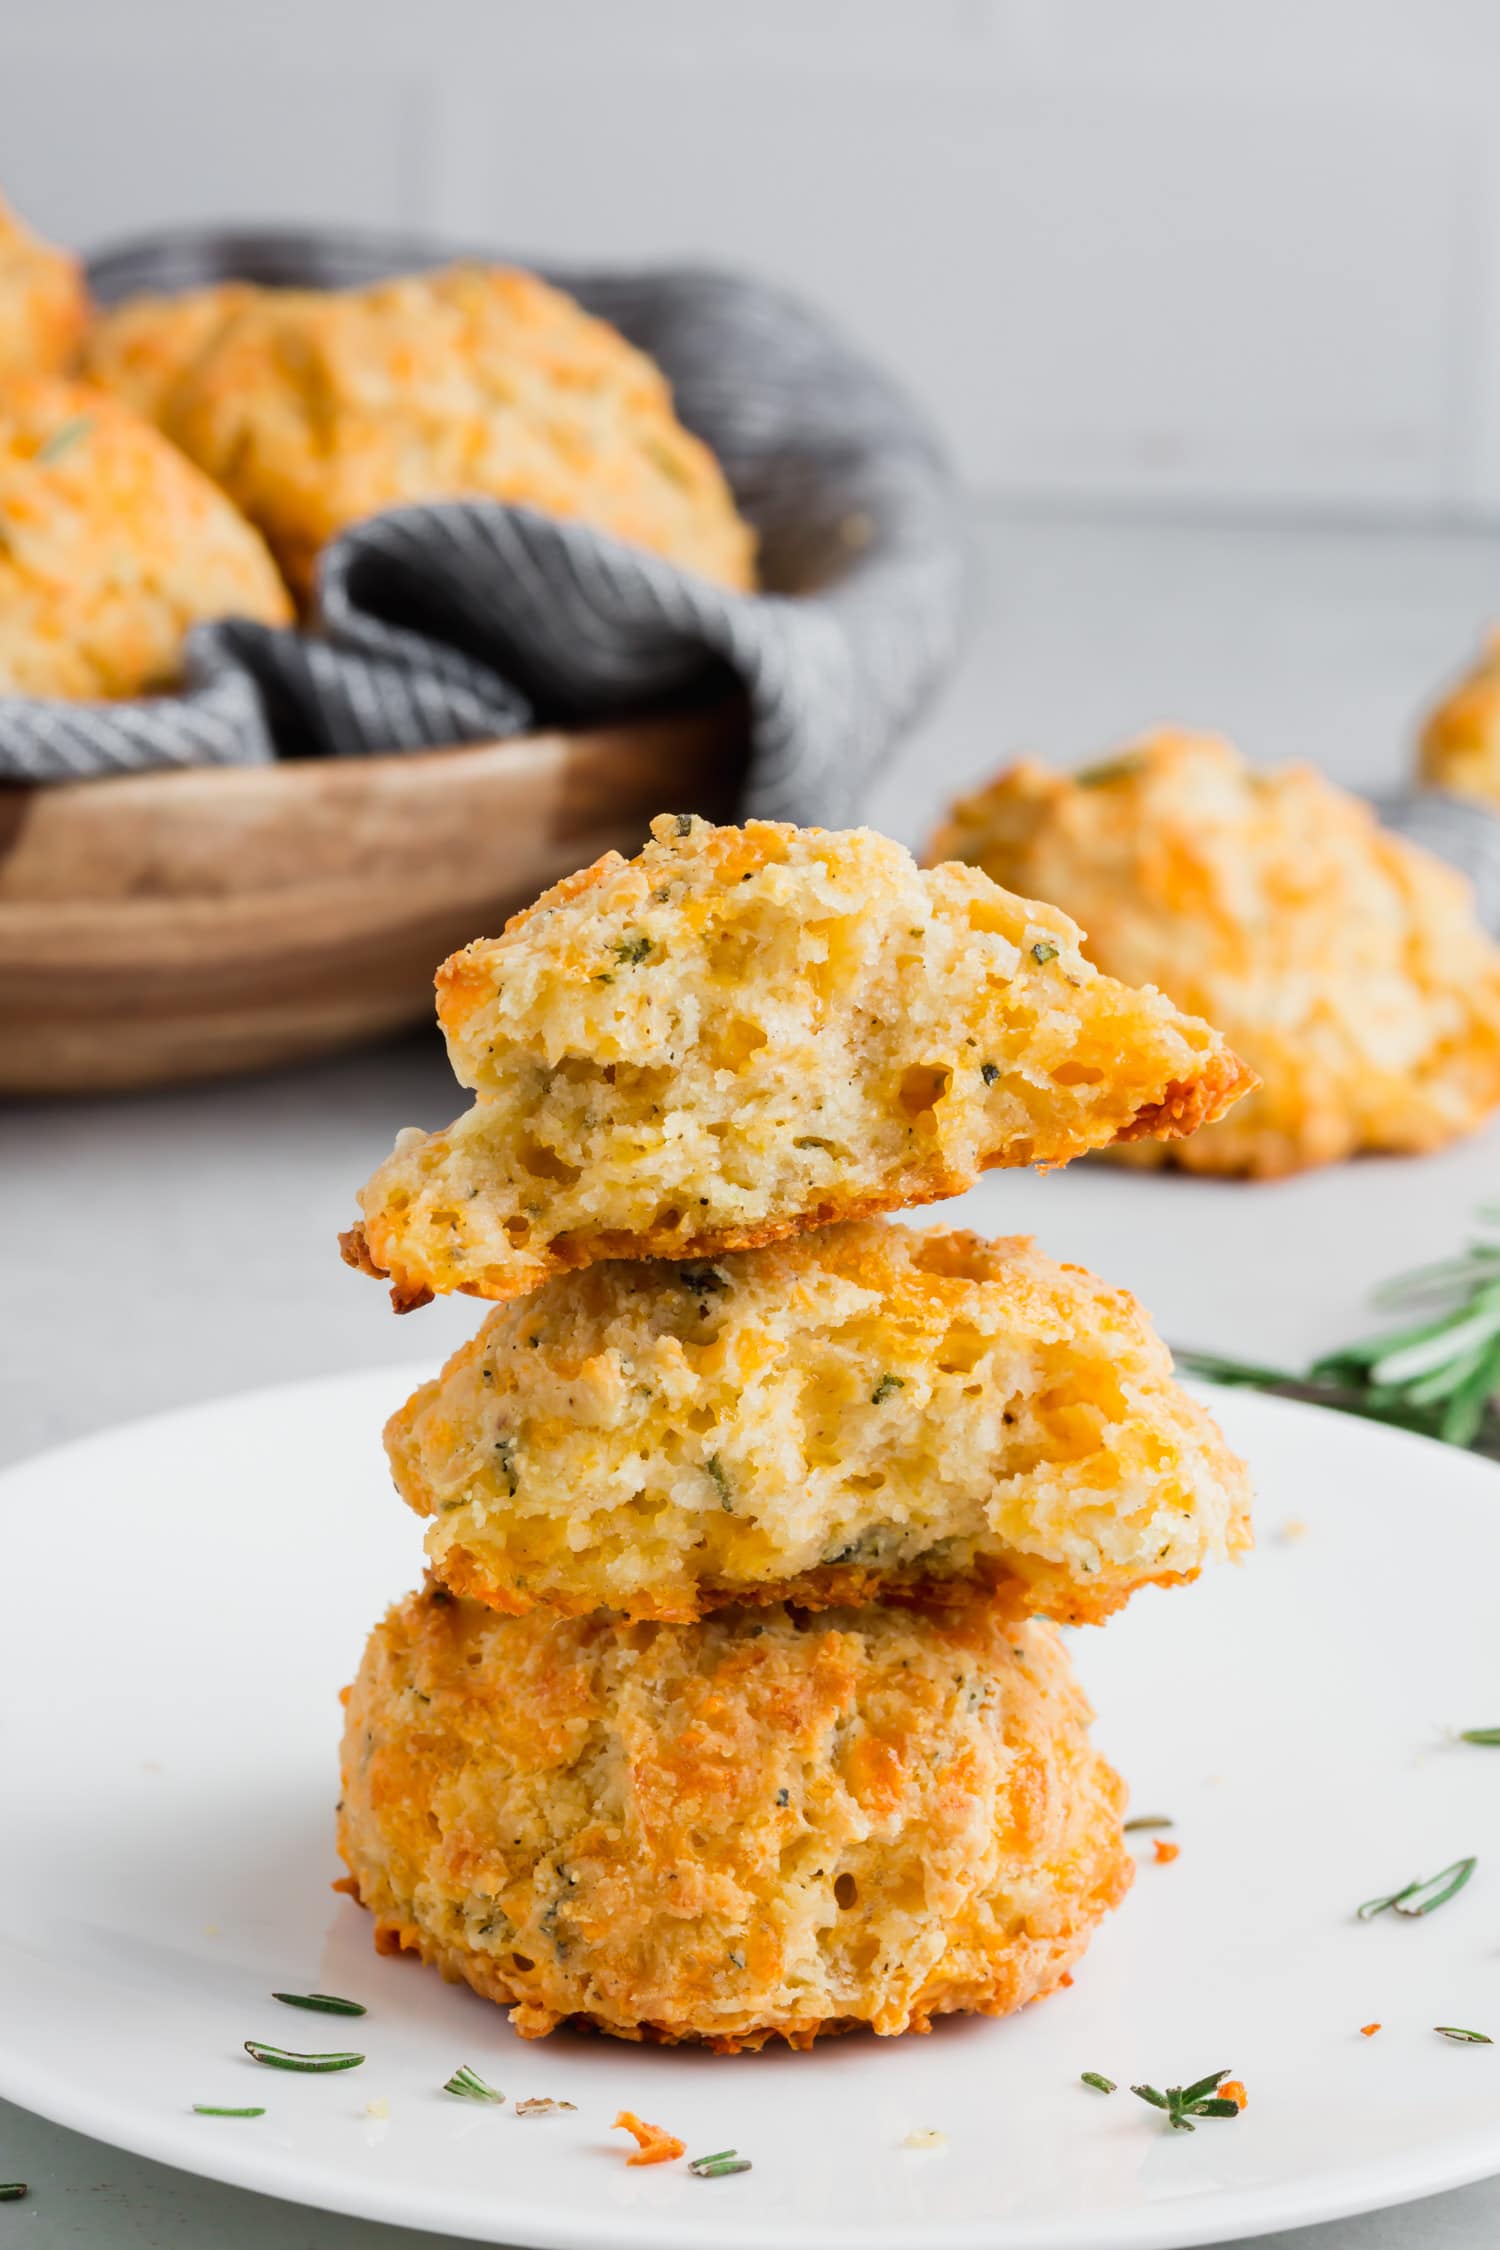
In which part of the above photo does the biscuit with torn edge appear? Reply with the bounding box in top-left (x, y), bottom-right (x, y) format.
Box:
top-left (342, 816), bottom-right (1254, 1310)
top-left (386, 1218), bottom-right (1253, 1624)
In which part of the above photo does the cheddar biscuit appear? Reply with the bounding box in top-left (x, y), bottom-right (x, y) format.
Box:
top-left (1418, 630), bottom-right (1500, 808)
top-left (388, 1219), bottom-right (1252, 1624)
top-left (932, 730), bottom-right (1500, 1177)
top-left (81, 281), bottom-right (260, 425)
top-left (338, 1586), bottom-right (1132, 2050)
top-left (342, 814), bottom-right (1253, 1309)
top-left (159, 263), bottom-right (755, 602)
top-left (0, 378), bottom-right (292, 699)
top-left (0, 195), bottom-right (87, 382)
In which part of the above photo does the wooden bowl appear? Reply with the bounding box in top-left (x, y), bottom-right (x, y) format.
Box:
top-left (0, 703), bottom-right (747, 1095)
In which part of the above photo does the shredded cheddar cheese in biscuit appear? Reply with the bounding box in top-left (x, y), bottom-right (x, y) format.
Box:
top-left (387, 1217), bottom-right (1252, 1625)
top-left (0, 377), bottom-right (291, 699)
top-left (345, 815), bottom-right (1251, 1310)
top-left (932, 731), bottom-right (1500, 1178)
top-left (0, 195), bottom-right (86, 383)
top-left (337, 1589), bottom-right (1132, 2052)
top-left (614, 2112), bottom-right (685, 2166)
top-left (155, 264), bottom-right (754, 603)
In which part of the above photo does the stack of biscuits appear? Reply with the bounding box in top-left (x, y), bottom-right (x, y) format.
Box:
top-left (336, 814), bottom-right (1255, 2053)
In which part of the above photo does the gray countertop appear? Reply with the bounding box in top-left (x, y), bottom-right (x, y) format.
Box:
top-left (4, 501), bottom-right (1500, 2247)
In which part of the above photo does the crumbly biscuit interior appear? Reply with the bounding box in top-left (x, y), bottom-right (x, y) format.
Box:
top-left (388, 1221), bottom-right (1251, 1620)
top-left (358, 817), bottom-right (1243, 1300)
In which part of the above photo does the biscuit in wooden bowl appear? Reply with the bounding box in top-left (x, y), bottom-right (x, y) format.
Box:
top-left (0, 378), bottom-right (293, 699)
top-left (337, 1584), bottom-right (1132, 2050)
top-left (0, 194), bottom-right (87, 382)
top-left (341, 815), bottom-right (1253, 1309)
top-left (1418, 629), bottom-right (1500, 809)
top-left (931, 730), bottom-right (1500, 1178)
top-left (158, 263), bottom-right (755, 604)
top-left (81, 281), bottom-right (262, 425)
top-left (387, 1218), bottom-right (1252, 1624)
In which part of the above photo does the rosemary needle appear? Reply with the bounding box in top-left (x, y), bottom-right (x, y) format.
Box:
top-left (1436, 2026), bottom-right (1493, 2043)
top-left (1080, 2072), bottom-right (1116, 2094)
top-left (1385, 1863), bottom-right (1475, 1917)
top-left (193, 2105), bottom-right (265, 2118)
top-left (244, 2041), bottom-right (364, 2072)
top-left (1123, 1816), bottom-right (1174, 1833)
top-left (1460, 1728), bottom-right (1500, 1745)
top-left (0, 2184), bottom-right (27, 2202)
top-left (444, 2066), bottom-right (504, 2102)
top-left (272, 1991), bottom-right (366, 2017)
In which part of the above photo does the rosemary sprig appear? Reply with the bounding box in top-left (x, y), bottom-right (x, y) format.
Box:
top-left (244, 2041), bottom-right (364, 2072)
top-left (1131, 2069), bottom-right (1240, 2131)
top-left (1357, 1856), bottom-right (1476, 1921)
top-left (690, 2149), bottom-right (752, 2177)
top-left (1080, 2072), bottom-right (1116, 2094)
top-left (1436, 2025), bottom-right (1493, 2042)
top-left (273, 1990), bottom-right (366, 2016)
top-left (1176, 1209), bottom-right (1500, 1452)
top-left (0, 2184), bottom-right (28, 2201)
top-left (193, 2105), bottom-right (265, 2117)
top-left (444, 2065), bottom-right (504, 2102)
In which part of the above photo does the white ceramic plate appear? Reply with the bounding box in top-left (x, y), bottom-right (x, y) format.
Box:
top-left (3, 1371), bottom-right (1500, 2250)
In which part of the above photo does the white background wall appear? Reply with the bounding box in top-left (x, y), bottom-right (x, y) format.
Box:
top-left (5, 0), bottom-right (1500, 522)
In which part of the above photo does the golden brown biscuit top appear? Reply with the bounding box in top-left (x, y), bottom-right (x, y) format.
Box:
top-left (81, 282), bottom-right (262, 425)
top-left (337, 1588), bottom-right (1132, 2048)
top-left (933, 728), bottom-right (1498, 1007)
top-left (930, 729), bottom-right (1500, 1175)
top-left (0, 377), bottom-right (292, 699)
top-left (0, 193), bottom-right (88, 382)
top-left (1419, 631), bottom-right (1500, 806)
top-left (159, 262), bottom-right (755, 600)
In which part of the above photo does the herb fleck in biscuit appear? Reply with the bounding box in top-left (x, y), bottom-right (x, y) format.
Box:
top-left (337, 1586), bottom-right (1132, 2051)
top-left (932, 731), bottom-right (1500, 1178)
top-left (0, 195), bottom-right (87, 382)
top-left (342, 816), bottom-right (1253, 1310)
top-left (157, 263), bottom-right (755, 603)
top-left (0, 379), bottom-right (292, 700)
top-left (388, 1219), bottom-right (1251, 1624)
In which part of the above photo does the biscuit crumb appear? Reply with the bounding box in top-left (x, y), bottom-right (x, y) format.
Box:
top-left (903, 2128), bottom-right (947, 2151)
top-left (614, 2110), bottom-right (685, 2165)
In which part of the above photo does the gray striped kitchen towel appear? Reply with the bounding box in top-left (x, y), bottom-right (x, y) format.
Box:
top-left (0, 227), bottom-right (969, 825)
top-left (1380, 788), bottom-right (1500, 936)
